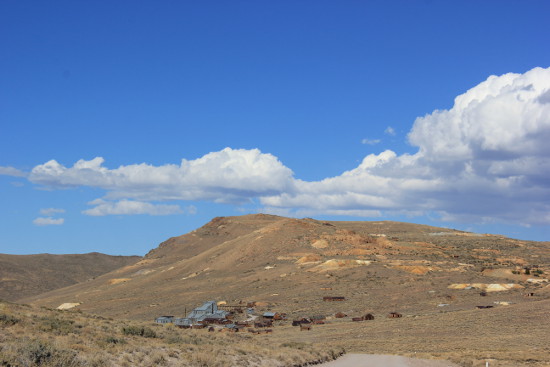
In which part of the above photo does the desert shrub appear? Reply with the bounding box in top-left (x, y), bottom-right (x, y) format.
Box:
top-left (166, 333), bottom-right (204, 345)
top-left (17, 340), bottom-right (81, 367)
top-left (122, 325), bottom-right (157, 338)
top-left (164, 333), bottom-right (183, 344)
top-left (21, 341), bottom-right (53, 365)
top-left (105, 336), bottom-right (126, 344)
top-left (149, 350), bottom-right (168, 366)
top-left (281, 341), bottom-right (308, 350)
top-left (39, 316), bottom-right (76, 335)
top-left (0, 313), bottom-right (19, 326)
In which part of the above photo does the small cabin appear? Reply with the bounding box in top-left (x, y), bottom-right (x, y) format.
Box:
top-left (155, 316), bottom-right (174, 324)
top-left (262, 312), bottom-right (280, 320)
top-left (323, 296), bottom-right (345, 302)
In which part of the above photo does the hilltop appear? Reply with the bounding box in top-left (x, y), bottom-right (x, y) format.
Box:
top-left (0, 252), bottom-right (140, 302)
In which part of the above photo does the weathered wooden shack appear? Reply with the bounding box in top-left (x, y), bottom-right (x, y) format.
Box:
top-left (323, 296), bottom-right (345, 301)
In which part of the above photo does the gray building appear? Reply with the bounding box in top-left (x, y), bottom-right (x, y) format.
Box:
top-left (155, 315), bottom-right (174, 324)
top-left (174, 301), bottom-right (229, 327)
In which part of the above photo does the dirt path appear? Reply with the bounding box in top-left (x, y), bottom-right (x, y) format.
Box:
top-left (318, 354), bottom-right (461, 367)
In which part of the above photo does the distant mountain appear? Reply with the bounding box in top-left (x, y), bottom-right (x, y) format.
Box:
top-left (0, 252), bottom-right (141, 302)
top-left (23, 214), bottom-right (549, 321)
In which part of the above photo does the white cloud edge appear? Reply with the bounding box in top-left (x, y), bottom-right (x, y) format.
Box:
top-left (40, 208), bottom-right (66, 216)
top-left (82, 199), bottom-right (185, 216)
top-left (0, 166), bottom-right (26, 177)
top-left (361, 138), bottom-right (381, 145)
top-left (33, 217), bottom-right (65, 226)
top-left (384, 126), bottom-right (396, 136)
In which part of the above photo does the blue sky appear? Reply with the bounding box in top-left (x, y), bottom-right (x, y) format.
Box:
top-left (1, 1), bottom-right (549, 255)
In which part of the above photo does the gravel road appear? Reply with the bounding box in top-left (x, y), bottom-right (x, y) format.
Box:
top-left (318, 354), bottom-right (461, 367)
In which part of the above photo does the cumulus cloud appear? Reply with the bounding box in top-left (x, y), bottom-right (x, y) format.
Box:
top-left (83, 199), bottom-right (184, 216)
top-left (0, 166), bottom-right (26, 177)
top-left (261, 67), bottom-right (550, 225)
top-left (40, 208), bottom-right (65, 216)
top-left (22, 67), bottom-right (550, 226)
top-left (33, 217), bottom-right (64, 226)
top-left (30, 148), bottom-right (294, 203)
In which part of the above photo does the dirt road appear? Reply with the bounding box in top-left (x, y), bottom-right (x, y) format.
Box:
top-left (318, 354), bottom-right (461, 367)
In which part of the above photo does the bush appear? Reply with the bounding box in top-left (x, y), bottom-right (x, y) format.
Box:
top-left (281, 341), bottom-right (308, 350)
top-left (0, 313), bottom-right (19, 326)
top-left (39, 316), bottom-right (75, 335)
top-left (18, 340), bottom-right (81, 367)
top-left (105, 336), bottom-right (126, 344)
top-left (122, 326), bottom-right (157, 338)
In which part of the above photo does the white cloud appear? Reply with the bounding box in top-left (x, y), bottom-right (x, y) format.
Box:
top-left (30, 148), bottom-right (294, 203)
top-left (22, 67), bottom-right (550, 227)
top-left (261, 67), bottom-right (550, 225)
top-left (0, 166), bottom-right (26, 177)
top-left (33, 217), bottom-right (64, 226)
top-left (361, 138), bottom-right (381, 145)
top-left (384, 126), bottom-right (396, 136)
top-left (40, 208), bottom-right (65, 216)
top-left (83, 199), bottom-right (184, 216)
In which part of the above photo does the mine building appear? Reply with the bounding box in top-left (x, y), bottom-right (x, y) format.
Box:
top-left (154, 316), bottom-right (174, 324)
top-left (174, 300), bottom-right (230, 327)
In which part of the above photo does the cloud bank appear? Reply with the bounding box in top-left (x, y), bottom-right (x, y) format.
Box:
top-left (25, 67), bottom-right (550, 226)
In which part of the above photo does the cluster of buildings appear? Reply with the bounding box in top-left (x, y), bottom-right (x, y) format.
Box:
top-left (155, 300), bottom-right (231, 327)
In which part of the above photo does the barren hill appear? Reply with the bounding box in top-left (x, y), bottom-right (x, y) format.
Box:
top-left (0, 252), bottom-right (141, 302)
top-left (20, 214), bottom-right (550, 365)
top-left (23, 214), bottom-right (549, 321)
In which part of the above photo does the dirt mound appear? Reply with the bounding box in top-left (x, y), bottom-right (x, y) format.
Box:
top-left (394, 265), bottom-right (438, 275)
top-left (108, 278), bottom-right (131, 285)
top-left (312, 239), bottom-right (330, 249)
top-left (448, 283), bottom-right (524, 292)
top-left (56, 302), bottom-right (80, 310)
top-left (296, 254), bottom-right (322, 264)
top-left (309, 259), bottom-right (371, 272)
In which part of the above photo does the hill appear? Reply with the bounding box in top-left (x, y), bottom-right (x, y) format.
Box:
top-left (22, 214), bottom-right (550, 365)
top-left (24, 214), bottom-right (549, 318)
top-left (0, 252), bottom-right (141, 302)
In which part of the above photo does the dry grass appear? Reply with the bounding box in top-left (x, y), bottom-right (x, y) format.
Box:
top-left (266, 299), bottom-right (550, 367)
top-left (0, 301), bottom-right (342, 367)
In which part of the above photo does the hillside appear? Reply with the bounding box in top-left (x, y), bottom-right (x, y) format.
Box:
top-left (0, 252), bottom-right (141, 302)
top-left (22, 214), bottom-right (550, 365)
top-left (0, 300), bottom-right (339, 367)
top-left (24, 214), bottom-right (549, 317)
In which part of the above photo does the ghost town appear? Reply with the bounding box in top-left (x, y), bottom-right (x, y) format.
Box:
top-left (154, 299), bottom-right (402, 334)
